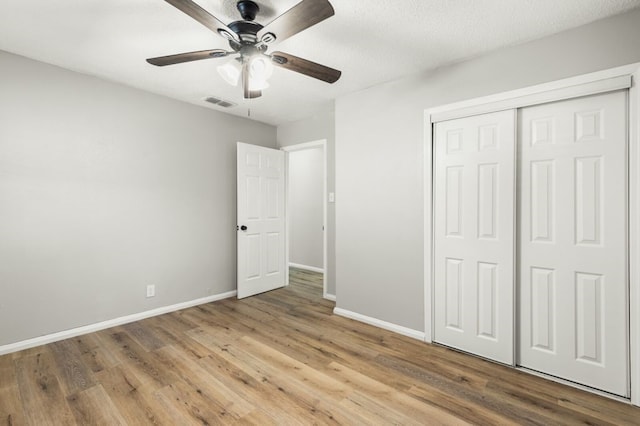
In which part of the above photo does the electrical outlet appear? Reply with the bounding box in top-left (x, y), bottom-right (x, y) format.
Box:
top-left (146, 284), bottom-right (156, 298)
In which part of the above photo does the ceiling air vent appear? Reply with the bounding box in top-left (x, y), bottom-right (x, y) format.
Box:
top-left (204, 96), bottom-right (237, 108)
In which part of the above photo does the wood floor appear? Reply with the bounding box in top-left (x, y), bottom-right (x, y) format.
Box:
top-left (2, 268), bottom-right (639, 425)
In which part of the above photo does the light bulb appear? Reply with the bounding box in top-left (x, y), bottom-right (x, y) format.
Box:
top-left (217, 60), bottom-right (241, 86)
top-left (247, 56), bottom-right (273, 91)
top-left (249, 56), bottom-right (273, 80)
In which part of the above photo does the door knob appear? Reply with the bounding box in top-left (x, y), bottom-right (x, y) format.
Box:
top-left (240, 225), bottom-right (248, 231)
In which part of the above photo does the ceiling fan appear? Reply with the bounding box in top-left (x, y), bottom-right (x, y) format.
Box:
top-left (147, 0), bottom-right (342, 99)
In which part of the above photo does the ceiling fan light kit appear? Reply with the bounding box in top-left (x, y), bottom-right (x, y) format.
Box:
top-left (146, 0), bottom-right (342, 100)
top-left (217, 59), bottom-right (242, 86)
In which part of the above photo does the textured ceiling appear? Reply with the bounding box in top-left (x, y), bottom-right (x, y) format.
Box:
top-left (1, 0), bottom-right (639, 125)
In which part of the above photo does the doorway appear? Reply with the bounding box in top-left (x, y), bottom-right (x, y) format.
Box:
top-left (281, 140), bottom-right (328, 299)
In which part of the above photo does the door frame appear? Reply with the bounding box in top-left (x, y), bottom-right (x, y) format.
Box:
top-left (281, 139), bottom-right (329, 300)
top-left (424, 62), bottom-right (640, 405)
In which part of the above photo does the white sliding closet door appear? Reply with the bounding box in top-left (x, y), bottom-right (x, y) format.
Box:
top-left (518, 91), bottom-right (629, 397)
top-left (434, 110), bottom-right (516, 365)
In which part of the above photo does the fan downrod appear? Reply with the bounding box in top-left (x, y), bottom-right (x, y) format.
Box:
top-left (237, 0), bottom-right (259, 21)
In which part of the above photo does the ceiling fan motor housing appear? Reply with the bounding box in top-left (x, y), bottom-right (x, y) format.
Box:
top-left (228, 1), bottom-right (265, 47)
top-left (228, 20), bottom-right (263, 45)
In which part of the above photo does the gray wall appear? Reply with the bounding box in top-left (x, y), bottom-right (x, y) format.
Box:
top-left (335, 9), bottom-right (640, 331)
top-left (277, 106), bottom-right (336, 296)
top-left (0, 51), bottom-right (276, 347)
top-left (289, 147), bottom-right (324, 269)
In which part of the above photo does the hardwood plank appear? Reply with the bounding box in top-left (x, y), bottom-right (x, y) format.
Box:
top-left (154, 345), bottom-right (254, 418)
top-left (227, 409), bottom-right (279, 425)
top-left (237, 335), bottom-right (351, 401)
top-left (49, 338), bottom-right (97, 395)
top-left (205, 301), bottom-right (279, 335)
top-left (144, 315), bottom-right (211, 361)
top-left (153, 380), bottom-right (239, 425)
top-left (339, 390), bottom-right (428, 425)
top-left (192, 330), bottom-right (366, 424)
top-left (10, 345), bottom-right (50, 361)
top-left (94, 328), bottom-right (178, 390)
top-left (0, 387), bottom-right (26, 426)
top-left (483, 378), bottom-right (620, 426)
top-left (197, 353), bottom-right (304, 424)
top-left (66, 384), bottom-right (127, 425)
top-left (0, 353), bottom-right (15, 378)
top-left (70, 334), bottom-right (120, 373)
top-left (407, 383), bottom-right (519, 425)
top-left (14, 352), bottom-right (75, 425)
top-left (217, 297), bottom-right (281, 324)
top-left (326, 361), bottom-right (471, 425)
top-left (163, 310), bottom-right (201, 331)
top-left (94, 364), bottom-right (167, 425)
top-left (122, 321), bottom-right (167, 352)
top-left (184, 305), bottom-right (260, 337)
top-left (0, 355), bottom-right (26, 426)
top-left (373, 352), bottom-right (549, 424)
top-left (556, 391), bottom-right (640, 425)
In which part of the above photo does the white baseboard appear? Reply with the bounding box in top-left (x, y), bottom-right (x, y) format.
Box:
top-left (0, 290), bottom-right (237, 356)
top-left (333, 307), bottom-right (425, 341)
top-left (289, 262), bottom-right (324, 274)
top-left (323, 293), bottom-right (336, 301)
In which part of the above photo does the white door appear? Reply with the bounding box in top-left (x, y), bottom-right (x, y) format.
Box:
top-left (237, 142), bottom-right (286, 299)
top-left (433, 109), bottom-right (516, 365)
top-left (518, 91), bottom-right (629, 396)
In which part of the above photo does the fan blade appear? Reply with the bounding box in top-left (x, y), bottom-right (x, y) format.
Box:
top-left (164, 0), bottom-right (238, 41)
top-left (242, 62), bottom-right (262, 99)
top-left (146, 49), bottom-right (229, 66)
top-left (271, 51), bottom-right (341, 83)
top-left (257, 0), bottom-right (334, 44)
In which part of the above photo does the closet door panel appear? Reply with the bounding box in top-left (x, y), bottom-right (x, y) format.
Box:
top-left (518, 91), bottom-right (628, 397)
top-left (434, 110), bottom-right (516, 365)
